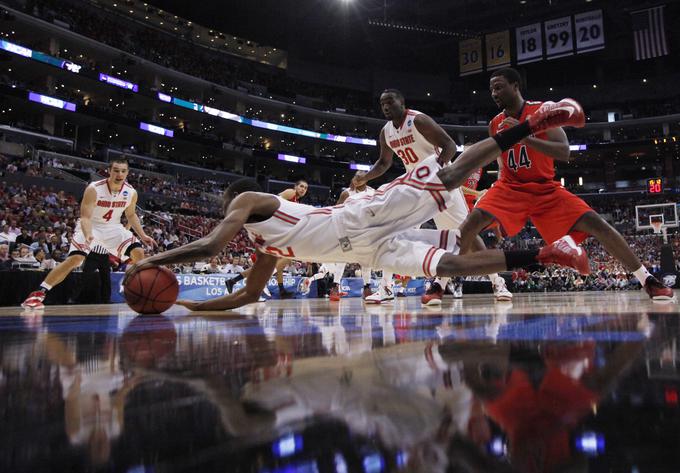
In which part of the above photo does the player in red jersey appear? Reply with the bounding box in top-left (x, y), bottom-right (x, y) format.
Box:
top-left (457, 68), bottom-right (673, 301)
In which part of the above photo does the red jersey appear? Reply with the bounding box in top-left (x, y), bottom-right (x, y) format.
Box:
top-left (489, 101), bottom-right (555, 185)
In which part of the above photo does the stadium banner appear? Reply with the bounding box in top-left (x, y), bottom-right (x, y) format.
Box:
top-left (485, 30), bottom-right (511, 70)
top-left (574, 10), bottom-right (605, 53)
top-left (515, 23), bottom-right (544, 64)
top-left (459, 38), bottom-right (483, 76)
top-left (110, 273), bottom-right (427, 302)
top-left (544, 16), bottom-right (574, 59)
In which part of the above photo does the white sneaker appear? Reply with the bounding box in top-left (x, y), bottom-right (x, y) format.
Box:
top-left (453, 282), bottom-right (463, 299)
top-left (493, 276), bottom-right (513, 302)
top-left (263, 285), bottom-right (271, 297)
top-left (365, 285), bottom-right (394, 304)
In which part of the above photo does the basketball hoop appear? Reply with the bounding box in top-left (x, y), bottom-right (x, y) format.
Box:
top-left (651, 220), bottom-right (663, 234)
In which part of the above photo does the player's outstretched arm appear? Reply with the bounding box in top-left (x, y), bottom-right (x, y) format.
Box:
top-left (502, 116), bottom-right (570, 161)
top-left (128, 194), bottom-right (259, 274)
top-left (125, 191), bottom-right (156, 247)
top-left (353, 129), bottom-right (393, 187)
top-left (413, 114), bottom-right (457, 165)
top-left (177, 253), bottom-right (278, 310)
top-left (79, 186), bottom-right (97, 245)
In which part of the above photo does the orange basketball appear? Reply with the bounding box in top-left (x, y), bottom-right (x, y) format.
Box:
top-left (124, 266), bottom-right (179, 314)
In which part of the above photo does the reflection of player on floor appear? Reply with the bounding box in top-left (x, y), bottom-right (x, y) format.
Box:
top-left (126, 100), bottom-right (589, 310)
top-left (457, 67), bottom-right (673, 301)
top-left (353, 89), bottom-right (511, 305)
top-left (22, 159), bottom-right (156, 309)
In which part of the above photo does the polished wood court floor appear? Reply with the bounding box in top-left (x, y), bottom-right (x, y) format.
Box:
top-left (1, 291), bottom-right (679, 472)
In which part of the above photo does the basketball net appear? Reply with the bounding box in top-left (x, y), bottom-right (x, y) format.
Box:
top-left (651, 221), bottom-right (669, 244)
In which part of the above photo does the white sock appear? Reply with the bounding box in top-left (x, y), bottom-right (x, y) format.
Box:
top-left (633, 266), bottom-right (652, 286)
top-left (40, 282), bottom-right (53, 291)
top-left (488, 273), bottom-right (500, 283)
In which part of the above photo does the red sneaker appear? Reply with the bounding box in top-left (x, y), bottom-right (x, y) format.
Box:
top-left (644, 276), bottom-right (675, 301)
top-left (22, 290), bottom-right (46, 309)
top-left (527, 98), bottom-right (585, 133)
top-left (329, 284), bottom-right (342, 302)
top-left (421, 282), bottom-right (444, 306)
top-left (538, 236), bottom-right (590, 275)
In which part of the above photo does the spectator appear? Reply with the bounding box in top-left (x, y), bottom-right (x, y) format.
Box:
top-left (15, 228), bottom-right (33, 247)
top-left (0, 224), bottom-right (16, 244)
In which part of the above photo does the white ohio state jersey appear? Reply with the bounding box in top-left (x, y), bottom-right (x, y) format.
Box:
top-left (346, 185), bottom-right (375, 201)
top-left (383, 109), bottom-right (441, 171)
top-left (90, 179), bottom-right (136, 226)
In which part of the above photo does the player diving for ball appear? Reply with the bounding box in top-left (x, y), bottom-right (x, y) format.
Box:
top-left (125, 99), bottom-right (589, 311)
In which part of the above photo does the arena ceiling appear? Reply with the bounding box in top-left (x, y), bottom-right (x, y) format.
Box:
top-left (148, 0), bottom-right (665, 72)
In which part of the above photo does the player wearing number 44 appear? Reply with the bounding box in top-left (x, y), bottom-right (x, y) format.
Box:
top-left (22, 159), bottom-right (157, 309)
top-left (455, 67), bottom-right (673, 302)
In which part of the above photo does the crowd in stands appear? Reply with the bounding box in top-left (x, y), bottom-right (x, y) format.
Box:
top-left (1, 166), bottom-right (678, 294)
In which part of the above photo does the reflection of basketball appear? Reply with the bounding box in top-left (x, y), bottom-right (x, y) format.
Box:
top-left (124, 266), bottom-right (179, 314)
top-left (120, 315), bottom-right (177, 368)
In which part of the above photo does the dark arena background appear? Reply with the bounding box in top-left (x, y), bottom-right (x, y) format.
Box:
top-left (1, 0), bottom-right (680, 471)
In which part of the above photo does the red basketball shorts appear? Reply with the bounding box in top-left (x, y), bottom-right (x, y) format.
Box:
top-left (475, 181), bottom-right (593, 244)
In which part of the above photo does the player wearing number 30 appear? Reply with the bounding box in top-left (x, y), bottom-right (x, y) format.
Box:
top-left (22, 158), bottom-right (156, 309)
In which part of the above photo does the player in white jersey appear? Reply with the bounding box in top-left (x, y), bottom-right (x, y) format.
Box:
top-left (22, 158), bottom-right (156, 309)
top-left (125, 101), bottom-right (590, 310)
top-left (301, 174), bottom-right (394, 303)
top-left (353, 88), bottom-right (512, 305)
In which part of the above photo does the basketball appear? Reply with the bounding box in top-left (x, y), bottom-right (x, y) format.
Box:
top-left (124, 266), bottom-right (179, 314)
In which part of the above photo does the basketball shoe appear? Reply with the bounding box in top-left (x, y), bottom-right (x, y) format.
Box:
top-left (643, 276), bottom-right (675, 301)
top-left (537, 235), bottom-right (590, 275)
top-left (329, 283), bottom-right (342, 302)
top-left (492, 276), bottom-right (513, 301)
top-left (365, 285), bottom-right (394, 304)
top-left (421, 281), bottom-right (444, 306)
top-left (22, 290), bottom-right (46, 309)
top-left (528, 98), bottom-right (585, 133)
top-left (362, 284), bottom-right (373, 299)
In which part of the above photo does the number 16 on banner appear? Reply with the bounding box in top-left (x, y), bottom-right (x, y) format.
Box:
top-left (486, 30), bottom-right (511, 70)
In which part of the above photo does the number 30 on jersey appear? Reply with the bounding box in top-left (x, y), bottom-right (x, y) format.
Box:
top-left (507, 145), bottom-right (531, 171)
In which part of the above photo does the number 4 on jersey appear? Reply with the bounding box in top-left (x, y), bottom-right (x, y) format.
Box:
top-left (102, 209), bottom-right (114, 222)
top-left (507, 145), bottom-right (531, 171)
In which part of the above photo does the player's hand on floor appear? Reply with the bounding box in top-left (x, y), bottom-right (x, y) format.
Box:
top-left (176, 299), bottom-right (203, 311)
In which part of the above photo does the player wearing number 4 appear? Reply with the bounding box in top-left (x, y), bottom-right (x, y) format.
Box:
top-left (126, 98), bottom-right (591, 311)
top-left (22, 159), bottom-right (157, 309)
top-left (457, 67), bottom-right (673, 301)
top-left (353, 89), bottom-right (512, 305)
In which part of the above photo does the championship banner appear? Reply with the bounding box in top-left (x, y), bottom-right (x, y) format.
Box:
top-left (574, 10), bottom-right (605, 53)
top-left (459, 38), bottom-right (483, 76)
top-left (111, 273), bottom-right (428, 303)
top-left (485, 30), bottom-right (511, 70)
top-left (544, 16), bottom-right (574, 59)
top-left (515, 23), bottom-right (543, 64)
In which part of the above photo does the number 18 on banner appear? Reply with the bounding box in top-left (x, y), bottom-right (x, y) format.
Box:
top-left (515, 23), bottom-right (543, 64)
top-left (486, 30), bottom-right (511, 70)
